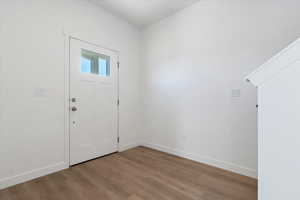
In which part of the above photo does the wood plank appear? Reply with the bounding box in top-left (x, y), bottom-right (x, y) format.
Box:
top-left (0, 147), bottom-right (257, 200)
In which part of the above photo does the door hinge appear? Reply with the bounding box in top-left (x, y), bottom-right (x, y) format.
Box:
top-left (117, 62), bottom-right (120, 69)
top-left (117, 99), bottom-right (120, 106)
top-left (117, 137), bottom-right (120, 143)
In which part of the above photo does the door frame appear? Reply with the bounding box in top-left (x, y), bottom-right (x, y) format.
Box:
top-left (63, 32), bottom-right (120, 167)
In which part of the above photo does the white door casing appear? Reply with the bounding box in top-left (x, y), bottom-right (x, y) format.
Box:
top-left (69, 38), bottom-right (119, 165)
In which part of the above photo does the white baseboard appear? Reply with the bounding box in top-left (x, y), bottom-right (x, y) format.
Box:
top-left (119, 143), bottom-right (140, 152)
top-left (141, 143), bottom-right (257, 179)
top-left (0, 162), bottom-right (68, 190)
top-left (0, 142), bottom-right (139, 190)
top-left (0, 143), bottom-right (257, 190)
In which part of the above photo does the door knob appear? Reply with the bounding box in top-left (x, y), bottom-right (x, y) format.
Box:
top-left (71, 106), bottom-right (77, 112)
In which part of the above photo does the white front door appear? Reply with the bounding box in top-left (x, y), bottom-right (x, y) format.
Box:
top-left (70, 38), bottom-right (119, 165)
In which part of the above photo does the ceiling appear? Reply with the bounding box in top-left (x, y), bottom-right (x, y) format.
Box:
top-left (90, 0), bottom-right (200, 28)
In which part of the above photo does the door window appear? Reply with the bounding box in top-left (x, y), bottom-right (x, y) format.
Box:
top-left (80, 49), bottom-right (110, 76)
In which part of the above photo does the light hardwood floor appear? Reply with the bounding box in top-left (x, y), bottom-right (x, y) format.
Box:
top-left (0, 147), bottom-right (257, 200)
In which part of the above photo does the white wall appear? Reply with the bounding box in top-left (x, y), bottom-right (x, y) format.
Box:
top-left (247, 39), bottom-right (300, 200)
top-left (259, 61), bottom-right (300, 200)
top-left (141, 0), bottom-right (300, 178)
top-left (2, 0), bottom-right (300, 190)
top-left (0, 0), bottom-right (140, 189)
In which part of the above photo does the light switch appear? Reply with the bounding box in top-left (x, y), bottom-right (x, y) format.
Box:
top-left (33, 88), bottom-right (48, 98)
top-left (232, 89), bottom-right (241, 98)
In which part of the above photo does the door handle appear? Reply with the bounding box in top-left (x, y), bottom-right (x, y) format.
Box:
top-left (71, 106), bottom-right (77, 112)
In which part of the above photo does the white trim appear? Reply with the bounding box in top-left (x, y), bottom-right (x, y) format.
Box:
top-left (63, 30), bottom-right (71, 167)
top-left (0, 29), bottom-right (122, 190)
top-left (118, 143), bottom-right (140, 152)
top-left (257, 87), bottom-right (263, 199)
top-left (62, 29), bottom-right (121, 165)
top-left (245, 37), bottom-right (300, 86)
top-left (0, 142), bottom-right (257, 190)
top-left (117, 57), bottom-right (120, 152)
top-left (0, 162), bottom-right (68, 190)
top-left (62, 28), bottom-right (120, 54)
top-left (141, 143), bottom-right (257, 179)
